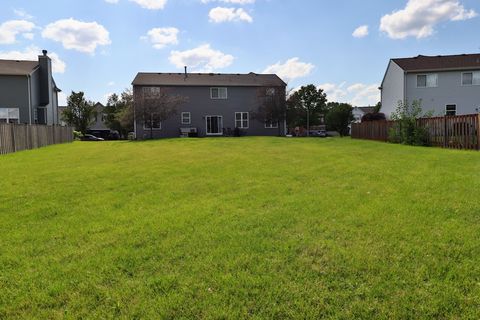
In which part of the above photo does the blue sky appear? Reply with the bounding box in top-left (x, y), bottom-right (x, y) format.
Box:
top-left (1, 0), bottom-right (479, 106)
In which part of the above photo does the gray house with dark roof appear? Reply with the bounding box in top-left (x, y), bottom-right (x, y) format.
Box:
top-left (380, 53), bottom-right (480, 118)
top-left (0, 50), bottom-right (61, 125)
top-left (132, 71), bottom-right (287, 139)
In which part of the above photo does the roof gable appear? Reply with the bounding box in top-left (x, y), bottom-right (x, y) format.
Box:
top-left (0, 60), bottom-right (38, 76)
top-left (392, 54), bottom-right (480, 72)
top-left (132, 72), bottom-right (287, 87)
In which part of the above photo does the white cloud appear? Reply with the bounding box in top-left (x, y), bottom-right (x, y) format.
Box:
top-left (202, 0), bottom-right (255, 3)
top-left (105, 0), bottom-right (119, 3)
top-left (209, 7), bottom-right (253, 23)
top-left (380, 0), bottom-right (477, 39)
top-left (42, 18), bottom-right (111, 54)
top-left (263, 57), bottom-right (314, 83)
top-left (142, 27), bottom-right (179, 49)
top-left (169, 44), bottom-right (234, 72)
top-left (319, 82), bottom-right (380, 106)
top-left (13, 9), bottom-right (34, 20)
top-left (108, 81), bottom-right (116, 86)
top-left (352, 25), bottom-right (369, 38)
top-left (129, 0), bottom-right (167, 9)
top-left (0, 20), bottom-right (36, 44)
top-left (0, 46), bottom-right (66, 73)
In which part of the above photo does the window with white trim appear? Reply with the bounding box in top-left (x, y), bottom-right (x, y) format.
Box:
top-left (143, 87), bottom-right (161, 97)
top-left (181, 112), bottom-right (191, 125)
top-left (0, 108), bottom-right (20, 124)
top-left (144, 113), bottom-right (161, 130)
top-left (446, 104), bottom-right (456, 116)
top-left (265, 119), bottom-right (279, 129)
top-left (462, 71), bottom-right (480, 86)
top-left (417, 74), bottom-right (438, 88)
top-left (235, 112), bottom-right (249, 128)
top-left (266, 88), bottom-right (276, 96)
top-left (211, 87), bottom-right (227, 99)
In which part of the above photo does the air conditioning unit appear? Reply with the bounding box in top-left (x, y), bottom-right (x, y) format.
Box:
top-left (180, 127), bottom-right (197, 137)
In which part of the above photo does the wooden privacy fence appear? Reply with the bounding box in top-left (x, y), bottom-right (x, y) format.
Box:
top-left (351, 114), bottom-right (480, 151)
top-left (0, 123), bottom-right (74, 155)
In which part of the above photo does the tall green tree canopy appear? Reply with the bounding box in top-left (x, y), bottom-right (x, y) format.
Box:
top-left (62, 91), bottom-right (96, 134)
top-left (286, 84), bottom-right (327, 128)
top-left (325, 102), bottom-right (354, 137)
top-left (105, 89), bottom-right (134, 137)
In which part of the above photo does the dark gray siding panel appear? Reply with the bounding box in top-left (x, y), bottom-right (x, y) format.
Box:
top-left (134, 86), bottom-right (286, 139)
top-left (0, 75), bottom-right (30, 123)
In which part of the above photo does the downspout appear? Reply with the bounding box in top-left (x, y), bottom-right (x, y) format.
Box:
top-left (133, 87), bottom-right (137, 139)
top-left (403, 71), bottom-right (407, 105)
top-left (26, 75), bottom-right (32, 124)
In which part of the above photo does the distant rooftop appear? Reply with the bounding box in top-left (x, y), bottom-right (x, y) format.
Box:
top-left (0, 59), bottom-right (38, 76)
top-left (132, 72), bottom-right (287, 87)
top-left (393, 53), bottom-right (480, 72)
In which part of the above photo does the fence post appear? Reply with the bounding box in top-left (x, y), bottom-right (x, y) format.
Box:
top-left (11, 124), bottom-right (16, 153)
top-left (477, 113), bottom-right (480, 151)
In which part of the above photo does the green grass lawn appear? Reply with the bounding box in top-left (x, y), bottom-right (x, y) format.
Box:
top-left (1, 138), bottom-right (480, 319)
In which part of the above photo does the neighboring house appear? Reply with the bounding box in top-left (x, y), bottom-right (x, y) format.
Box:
top-left (86, 102), bottom-right (111, 139)
top-left (132, 71), bottom-right (287, 139)
top-left (352, 106), bottom-right (375, 123)
top-left (58, 106), bottom-right (67, 126)
top-left (0, 50), bottom-right (61, 125)
top-left (380, 53), bottom-right (480, 118)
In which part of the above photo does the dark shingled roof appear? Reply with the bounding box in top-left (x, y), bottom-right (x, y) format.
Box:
top-left (132, 72), bottom-right (286, 87)
top-left (0, 59), bottom-right (38, 75)
top-left (393, 54), bottom-right (480, 72)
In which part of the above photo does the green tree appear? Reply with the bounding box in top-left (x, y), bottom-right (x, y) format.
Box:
top-left (325, 102), bottom-right (354, 137)
top-left (62, 91), bottom-right (96, 134)
top-left (105, 89), bottom-right (134, 138)
top-left (252, 86), bottom-right (287, 136)
top-left (286, 85), bottom-right (327, 132)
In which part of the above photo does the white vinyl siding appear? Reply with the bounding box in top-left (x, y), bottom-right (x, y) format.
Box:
top-left (462, 71), bottom-right (480, 86)
top-left (210, 87), bottom-right (227, 99)
top-left (0, 108), bottom-right (20, 124)
top-left (417, 74), bottom-right (438, 88)
top-left (235, 112), bottom-right (249, 129)
top-left (181, 112), bottom-right (191, 125)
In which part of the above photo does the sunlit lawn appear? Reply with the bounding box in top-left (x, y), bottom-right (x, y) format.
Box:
top-left (1, 137), bottom-right (479, 319)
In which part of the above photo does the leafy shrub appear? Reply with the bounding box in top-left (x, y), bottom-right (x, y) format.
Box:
top-left (73, 131), bottom-right (82, 140)
top-left (361, 113), bottom-right (386, 122)
top-left (388, 100), bottom-right (432, 146)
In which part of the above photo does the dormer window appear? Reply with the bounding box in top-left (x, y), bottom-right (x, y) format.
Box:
top-left (462, 71), bottom-right (480, 86)
top-left (210, 87), bottom-right (227, 99)
top-left (417, 74), bottom-right (438, 88)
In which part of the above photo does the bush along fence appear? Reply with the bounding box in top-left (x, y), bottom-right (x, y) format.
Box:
top-left (0, 123), bottom-right (74, 155)
top-left (351, 114), bottom-right (480, 151)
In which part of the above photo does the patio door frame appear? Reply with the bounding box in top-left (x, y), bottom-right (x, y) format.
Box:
top-left (205, 115), bottom-right (223, 136)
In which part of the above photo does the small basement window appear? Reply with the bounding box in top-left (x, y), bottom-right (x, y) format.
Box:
top-left (445, 104), bottom-right (456, 116)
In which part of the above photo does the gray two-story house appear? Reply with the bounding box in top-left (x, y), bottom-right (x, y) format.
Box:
top-left (132, 71), bottom-right (287, 139)
top-left (0, 50), bottom-right (61, 125)
top-left (380, 54), bottom-right (480, 117)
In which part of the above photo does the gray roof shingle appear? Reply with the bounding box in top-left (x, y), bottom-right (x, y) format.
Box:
top-left (132, 72), bottom-right (286, 87)
top-left (393, 54), bottom-right (480, 72)
top-left (0, 60), bottom-right (38, 75)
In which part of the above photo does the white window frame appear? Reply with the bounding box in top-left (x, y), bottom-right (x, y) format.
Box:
top-left (210, 87), bottom-right (228, 100)
top-left (445, 104), bottom-right (457, 116)
top-left (265, 119), bottom-right (279, 129)
top-left (143, 87), bottom-right (161, 98)
top-left (181, 112), bottom-right (191, 125)
top-left (461, 71), bottom-right (480, 86)
top-left (417, 74), bottom-right (438, 88)
top-left (143, 113), bottom-right (162, 130)
top-left (266, 88), bottom-right (276, 96)
top-left (235, 112), bottom-right (249, 129)
top-left (0, 108), bottom-right (20, 124)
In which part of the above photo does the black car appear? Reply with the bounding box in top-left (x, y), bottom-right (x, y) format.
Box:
top-left (80, 134), bottom-right (105, 141)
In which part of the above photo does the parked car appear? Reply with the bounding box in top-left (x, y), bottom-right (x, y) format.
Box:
top-left (81, 134), bottom-right (104, 141)
top-left (309, 129), bottom-right (327, 137)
